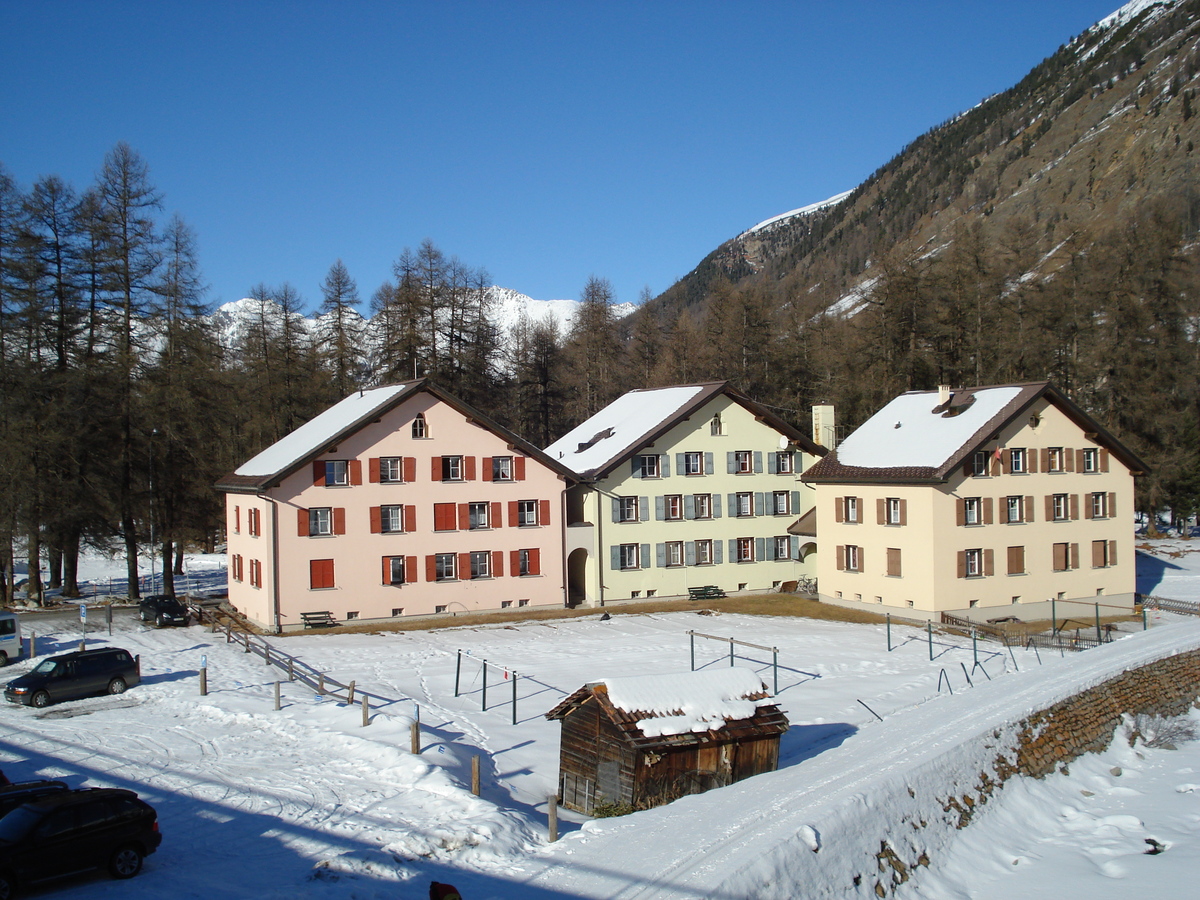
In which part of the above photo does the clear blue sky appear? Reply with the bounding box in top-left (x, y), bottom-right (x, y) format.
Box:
top-left (1, 1), bottom-right (1123, 314)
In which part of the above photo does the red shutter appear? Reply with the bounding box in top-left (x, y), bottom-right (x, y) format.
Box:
top-left (404, 457), bottom-right (416, 482)
top-left (333, 508), bottom-right (346, 535)
top-left (405, 505), bottom-right (416, 532)
top-left (349, 460), bottom-right (362, 485)
top-left (369, 458), bottom-right (380, 483)
top-left (836, 545), bottom-right (845, 570)
top-left (458, 504), bottom-right (470, 530)
top-left (381, 556), bottom-right (391, 584)
top-left (899, 499), bottom-right (907, 526)
top-left (406, 556), bottom-right (417, 581)
top-left (298, 508), bottom-right (309, 537)
top-left (465, 456), bottom-right (477, 480)
top-left (510, 549), bottom-right (520, 574)
top-left (515, 457), bottom-right (526, 480)
top-left (492, 550), bottom-right (504, 577)
top-left (425, 555), bottom-right (437, 582)
top-left (313, 461), bottom-right (326, 486)
top-left (529, 548), bottom-right (540, 575)
top-left (431, 457), bottom-right (442, 481)
top-left (234, 506), bottom-right (240, 533)
top-left (1100, 449), bottom-right (1110, 472)
top-left (508, 501), bottom-right (519, 527)
top-left (984, 549), bottom-right (994, 577)
top-left (957, 551), bottom-right (966, 578)
top-left (539, 499), bottom-right (551, 526)
top-left (458, 552), bottom-right (471, 577)
top-left (491, 501), bottom-right (502, 528)
top-left (370, 507), bottom-right (382, 534)
top-left (835, 498), bottom-right (844, 523)
top-left (482, 458), bottom-right (493, 481)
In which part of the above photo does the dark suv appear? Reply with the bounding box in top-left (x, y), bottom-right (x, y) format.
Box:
top-left (0, 787), bottom-right (161, 896)
top-left (3, 649), bottom-right (140, 709)
top-left (0, 783), bottom-right (69, 820)
top-left (137, 595), bottom-right (189, 627)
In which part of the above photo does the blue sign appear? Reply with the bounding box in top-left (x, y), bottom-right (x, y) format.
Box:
top-left (79, 605), bottom-right (87, 622)
top-left (201, 655), bottom-right (208, 669)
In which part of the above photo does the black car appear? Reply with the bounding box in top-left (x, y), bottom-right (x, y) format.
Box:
top-left (0, 787), bottom-right (161, 897)
top-left (0, 783), bottom-right (69, 821)
top-left (137, 595), bottom-right (189, 627)
top-left (3, 649), bottom-right (140, 709)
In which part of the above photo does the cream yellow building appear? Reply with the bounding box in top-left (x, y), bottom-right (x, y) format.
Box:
top-left (802, 383), bottom-right (1147, 622)
top-left (544, 383), bottom-right (825, 606)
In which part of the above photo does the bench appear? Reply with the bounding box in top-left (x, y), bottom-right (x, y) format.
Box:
top-left (301, 611), bottom-right (338, 629)
top-left (688, 585), bottom-right (726, 601)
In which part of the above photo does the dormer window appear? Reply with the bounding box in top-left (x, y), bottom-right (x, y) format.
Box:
top-left (412, 413), bottom-right (427, 439)
top-left (711, 414), bottom-right (723, 436)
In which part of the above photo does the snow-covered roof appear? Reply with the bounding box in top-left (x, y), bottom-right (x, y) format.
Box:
top-left (601, 667), bottom-right (775, 738)
top-left (234, 384), bottom-right (412, 478)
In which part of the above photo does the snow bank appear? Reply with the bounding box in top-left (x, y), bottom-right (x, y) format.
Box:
top-left (601, 667), bottom-right (771, 737)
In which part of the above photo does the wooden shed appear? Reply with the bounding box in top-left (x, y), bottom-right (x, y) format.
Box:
top-left (545, 667), bottom-right (788, 814)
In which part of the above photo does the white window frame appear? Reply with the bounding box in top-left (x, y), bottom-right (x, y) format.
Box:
top-left (468, 502), bottom-right (489, 530)
top-left (736, 537), bottom-right (754, 562)
top-left (772, 491), bottom-right (790, 515)
top-left (845, 544), bottom-right (861, 572)
top-left (844, 496), bottom-right (859, 523)
top-left (1047, 448), bottom-right (1064, 473)
top-left (665, 541), bottom-right (684, 567)
top-left (380, 457), bottom-right (403, 483)
top-left (1006, 496), bottom-right (1022, 524)
top-left (696, 539), bottom-right (713, 565)
top-left (965, 548), bottom-right (983, 577)
top-left (639, 454), bottom-right (660, 478)
top-left (684, 452), bottom-right (702, 475)
top-left (470, 550), bottom-right (491, 579)
top-left (665, 495), bottom-right (683, 520)
top-left (964, 497), bottom-right (981, 526)
top-left (518, 548), bottom-right (533, 576)
top-left (619, 496), bottom-right (639, 522)
top-left (492, 456), bottom-right (514, 481)
top-left (619, 543), bottom-right (640, 570)
top-left (412, 413), bottom-right (427, 438)
top-left (442, 455), bottom-right (463, 481)
top-left (1091, 492), bottom-right (1107, 518)
top-left (1053, 493), bottom-right (1069, 521)
top-left (381, 505), bottom-right (403, 533)
top-left (736, 492), bottom-right (753, 517)
top-left (435, 553), bottom-right (456, 581)
top-left (774, 536), bottom-right (790, 560)
top-left (325, 460), bottom-right (349, 486)
top-left (309, 507), bottom-right (332, 536)
top-left (1083, 448), bottom-right (1099, 473)
top-left (735, 450), bottom-right (753, 474)
top-left (886, 497), bottom-right (901, 525)
top-left (775, 452), bottom-right (794, 474)
top-left (694, 494), bottom-right (712, 519)
top-left (1010, 448), bottom-right (1026, 473)
top-left (388, 557), bottom-right (406, 585)
top-left (972, 451), bottom-right (989, 476)
top-left (518, 499), bottom-right (538, 526)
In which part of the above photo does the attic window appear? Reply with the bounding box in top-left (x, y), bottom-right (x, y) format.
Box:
top-left (933, 391), bottom-right (976, 418)
top-left (577, 427), bottom-right (614, 453)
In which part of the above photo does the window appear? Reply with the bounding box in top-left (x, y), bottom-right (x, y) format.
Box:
top-left (435, 553), bottom-right (456, 581)
top-left (694, 494), bottom-right (712, 519)
top-left (518, 599), bottom-right (529, 607)
top-left (619, 496), bottom-right (639, 522)
top-left (736, 537), bottom-right (754, 562)
top-left (842, 496), bottom-right (860, 523)
top-left (470, 551), bottom-right (491, 579)
top-left (1082, 448), bottom-right (1099, 473)
top-left (247, 508), bottom-right (261, 537)
top-left (1009, 448), bottom-right (1026, 473)
top-left (435, 605), bottom-right (447, 613)
top-left (412, 413), bottom-right (426, 438)
top-left (249, 559), bottom-right (263, 588)
top-left (392, 607), bottom-right (404, 616)
top-left (309, 508), bottom-right (333, 536)
top-left (491, 456), bottom-right (513, 481)
top-left (379, 457), bottom-right (403, 483)
top-left (843, 545), bottom-right (861, 572)
top-left (441, 456), bottom-right (463, 481)
top-left (469, 502), bottom-right (490, 530)
top-left (964, 549), bottom-right (983, 578)
top-left (1052, 542), bottom-right (1073, 571)
top-left (735, 450), bottom-right (753, 474)
top-left (500, 600), bottom-right (513, 608)
top-left (1090, 492), bottom-right (1108, 518)
top-left (696, 539), bottom-right (713, 565)
top-left (232, 554), bottom-right (244, 582)
top-left (710, 414), bottom-right (722, 436)
top-left (346, 611), bottom-right (359, 620)
top-left (325, 460), bottom-right (349, 486)
top-left (683, 452), bottom-right (702, 475)
top-left (1053, 494), bottom-right (1069, 521)
top-left (972, 451), bottom-right (989, 476)
top-left (664, 495), bottom-right (683, 520)
top-left (774, 536), bottom-right (791, 561)
top-left (619, 544), bottom-right (640, 570)
top-left (1047, 447), bottom-right (1064, 472)
top-left (887, 547), bottom-right (902, 577)
top-left (1007, 545), bottom-right (1025, 575)
top-left (736, 492), bottom-right (753, 517)
top-left (885, 498), bottom-right (902, 525)
top-left (1092, 540), bottom-right (1113, 568)
top-left (387, 556), bottom-right (406, 585)
top-left (310, 558), bottom-right (334, 590)
top-left (772, 491), bottom-right (790, 515)
top-left (518, 499), bottom-right (539, 526)
top-left (518, 548), bottom-right (535, 576)
top-left (637, 454), bottom-right (660, 478)
top-left (1006, 496), bottom-right (1024, 524)
top-left (964, 497), bottom-right (981, 525)
top-left (381, 505), bottom-right (403, 533)
top-left (433, 502), bottom-right (457, 531)
top-left (665, 541), bottom-right (684, 567)
top-left (775, 452), bottom-right (794, 474)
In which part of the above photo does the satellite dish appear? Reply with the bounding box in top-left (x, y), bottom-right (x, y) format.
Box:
top-left (778, 435), bottom-right (789, 450)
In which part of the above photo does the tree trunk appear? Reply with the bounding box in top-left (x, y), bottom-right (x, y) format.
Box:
top-left (61, 529), bottom-right (81, 598)
top-left (26, 530), bottom-right (43, 606)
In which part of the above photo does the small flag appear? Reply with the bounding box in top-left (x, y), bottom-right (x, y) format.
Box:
top-left (993, 447), bottom-right (1003, 461)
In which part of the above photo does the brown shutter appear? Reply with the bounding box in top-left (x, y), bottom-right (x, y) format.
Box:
top-left (1024, 496), bottom-right (1034, 522)
top-left (482, 458), bottom-right (493, 481)
top-left (836, 545), bottom-right (845, 570)
top-left (492, 550), bottom-right (504, 577)
top-left (1066, 449), bottom-right (1076, 472)
top-left (234, 506), bottom-right (240, 533)
top-left (298, 508), bottom-right (309, 537)
top-left (1108, 492), bottom-right (1116, 517)
top-left (1070, 543), bottom-right (1079, 569)
top-left (529, 548), bottom-right (541, 575)
top-left (510, 550), bottom-right (520, 574)
top-left (984, 549), bottom-right (994, 576)
top-left (1007, 545), bottom-right (1024, 574)
top-left (1109, 540), bottom-right (1117, 566)
top-left (1040, 449), bottom-right (1050, 472)
top-left (515, 457), bottom-right (526, 480)
top-left (508, 501), bottom-right (519, 526)
top-left (957, 551), bottom-right (966, 578)
top-left (887, 547), bottom-right (901, 577)
top-left (425, 555), bottom-right (437, 582)
top-left (991, 454), bottom-right (1001, 477)
top-left (963, 459), bottom-right (973, 477)
top-left (1100, 449), bottom-right (1110, 472)
top-left (1092, 540), bottom-right (1105, 568)
top-left (404, 457), bottom-right (416, 483)
top-left (313, 461), bottom-right (326, 486)
top-left (382, 556), bottom-right (391, 585)
top-left (539, 499), bottom-right (551, 525)
top-left (458, 504), bottom-right (470, 530)
top-left (369, 458), bottom-right (380, 483)
top-left (1075, 449), bottom-right (1085, 472)
top-left (1070, 494), bottom-right (1079, 520)
top-left (899, 499), bottom-right (907, 525)
top-left (465, 456), bottom-right (477, 480)
top-left (1028, 450), bottom-right (1038, 474)
top-left (491, 501), bottom-right (502, 527)
top-left (854, 497), bottom-right (863, 523)
top-left (458, 551), bottom-right (471, 577)
top-left (1085, 495), bottom-right (1094, 519)
top-left (956, 498), bottom-right (965, 527)
top-left (333, 508), bottom-right (346, 535)
top-left (349, 460), bottom-right (362, 485)
top-left (1045, 495), bottom-right (1054, 521)
top-left (835, 498), bottom-right (844, 523)
top-left (404, 505), bottom-right (416, 532)
top-left (983, 497), bottom-right (993, 525)
top-left (877, 498), bottom-right (886, 525)
top-left (370, 507), bottom-right (382, 534)
top-left (858, 547), bottom-right (865, 571)
top-left (431, 457), bottom-right (442, 481)
top-left (1002, 450), bottom-right (1012, 474)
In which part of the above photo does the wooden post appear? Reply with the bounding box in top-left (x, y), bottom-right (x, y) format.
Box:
top-left (28, 632), bottom-right (35, 658)
top-left (454, 649), bottom-right (462, 696)
top-left (471, 755), bottom-right (481, 796)
top-left (548, 794), bottom-right (558, 842)
top-left (274, 680), bottom-right (280, 711)
top-left (1094, 603), bottom-right (1102, 643)
top-left (729, 638), bottom-right (734, 667)
top-left (200, 667), bottom-right (208, 696)
top-left (410, 720), bottom-right (421, 753)
top-left (362, 695), bottom-right (370, 727)
top-left (264, 645), bottom-right (271, 666)
top-left (318, 673), bottom-right (325, 695)
top-left (244, 633), bottom-right (251, 653)
top-left (772, 648), bottom-right (779, 695)
top-left (288, 658), bottom-right (295, 682)
top-left (347, 681), bottom-right (356, 705)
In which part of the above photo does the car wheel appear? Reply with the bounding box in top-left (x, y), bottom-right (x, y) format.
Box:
top-left (139, 610), bottom-right (149, 622)
top-left (0, 868), bottom-right (15, 900)
top-left (0, 650), bottom-right (8, 667)
top-left (107, 677), bottom-right (127, 695)
top-left (31, 690), bottom-right (51, 709)
top-left (157, 614), bottom-right (167, 627)
top-left (108, 844), bottom-right (143, 879)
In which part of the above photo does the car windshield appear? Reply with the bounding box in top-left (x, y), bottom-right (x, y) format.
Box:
top-left (0, 806), bottom-right (42, 842)
top-left (31, 660), bottom-right (59, 675)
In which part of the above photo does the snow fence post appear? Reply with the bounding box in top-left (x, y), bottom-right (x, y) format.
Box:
top-left (363, 694), bottom-right (371, 728)
top-left (471, 755), bottom-right (481, 796)
top-left (927, 621), bottom-right (933, 661)
top-left (886, 614), bottom-right (891, 652)
top-left (288, 658), bottom-right (295, 682)
top-left (548, 794), bottom-right (559, 842)
top-left (347, 681), bottom-right (356, 705)
top-left (454, 649), bottom-right (462, 696)
top-left (274, 680), bottom-right (280, 711)
top-left (512, 671), bottom-right (518, 726)
top-left (1142, 606), bottom-right (1148, 630)
top-left (411, 720), bottom-right (421, 751)
top-left (772, 648), bottom-right (779, 695)
top-left (689, 632), bottom-right (695, 671)
top-left (1094, 603), bottom-right (1101, 643)
top-left (729, 638), bottom-right (734, 667)
top-left (1051, 598), bottom-right (1057, 634)
top-left (482, 660), bottom-right (488, 712)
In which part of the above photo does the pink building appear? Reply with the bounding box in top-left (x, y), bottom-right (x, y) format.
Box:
top-left (217, 381), bottom-right (576, 631)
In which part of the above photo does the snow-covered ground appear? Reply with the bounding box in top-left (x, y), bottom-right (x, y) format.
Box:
top-left (0, 537), bottom-right (1198, 898)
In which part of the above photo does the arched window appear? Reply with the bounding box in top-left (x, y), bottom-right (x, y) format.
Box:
top-left (710, 414), bottom-right (722, 436)
top-left (412, 413), bottom-right (427, 439)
